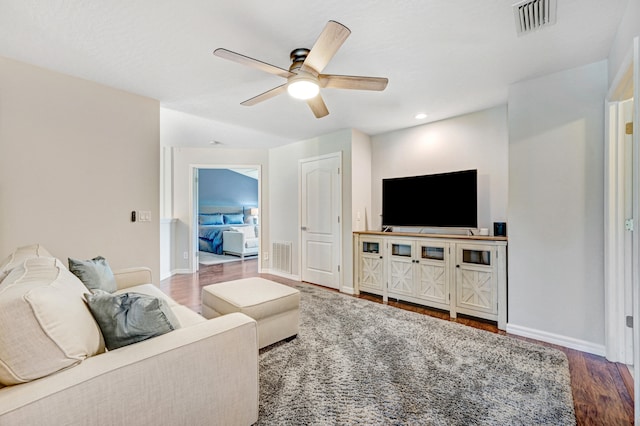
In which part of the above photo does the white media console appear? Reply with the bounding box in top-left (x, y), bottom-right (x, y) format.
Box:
top-left (353, 231), bottom-right (507, 330)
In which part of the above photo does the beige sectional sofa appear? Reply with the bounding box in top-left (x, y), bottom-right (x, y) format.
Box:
top-left (0, 245), bottom-right (259, 425)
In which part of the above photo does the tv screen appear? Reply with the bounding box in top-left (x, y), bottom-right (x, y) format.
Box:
top-left (382, 169), bottom-right (477, 228)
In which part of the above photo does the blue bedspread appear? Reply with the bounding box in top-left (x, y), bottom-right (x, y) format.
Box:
top-left (199, 225), bottom-right (227, 254)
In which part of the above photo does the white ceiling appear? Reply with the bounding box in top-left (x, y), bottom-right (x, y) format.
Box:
top-left (0, 0), bottom-right (629, 148)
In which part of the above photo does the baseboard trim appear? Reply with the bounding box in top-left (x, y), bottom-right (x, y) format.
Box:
top-left (340, 286), bottom-right (355, 295)
top-left (264, 269), bottom-right (301, 282)
top-left (171, 268), bottom-right (192, 276)
top-left (160, 270), bottom-right (176, 281)
top-left (506, 323), bottom-right (606, 356)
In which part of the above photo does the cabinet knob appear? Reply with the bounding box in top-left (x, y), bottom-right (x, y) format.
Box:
top-left (456, 265), bottom-right (460, 268)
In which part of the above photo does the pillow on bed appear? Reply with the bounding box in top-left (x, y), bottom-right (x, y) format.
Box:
top-left (223, 213), bottom-right (245, 225)
top-left (199, 213), bottom-right (224, 225)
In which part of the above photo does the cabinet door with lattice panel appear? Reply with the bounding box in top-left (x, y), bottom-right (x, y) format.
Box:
top-left (455, 244), bottom-right (497, 316)
top-left (388, 240), bottom-right (414, 297)
top-left (359, 238), bottom-right (384, 295)
top-left (415, 242), bottom-right (450, 309)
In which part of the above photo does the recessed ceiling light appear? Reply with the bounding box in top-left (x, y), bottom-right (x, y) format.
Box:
top-left (209, 140), bottom-right (223, 146)
top-left (415, 113), bottom-right (428, 120)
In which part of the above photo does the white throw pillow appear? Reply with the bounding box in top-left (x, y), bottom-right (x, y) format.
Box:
top-left (0, 257), bottom-right (105, 385)
top-left (0, 243), bottom-right (54, 281)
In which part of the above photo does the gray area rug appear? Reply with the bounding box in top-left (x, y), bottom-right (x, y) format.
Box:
top-left (258, 284), bottom-right (576, 425)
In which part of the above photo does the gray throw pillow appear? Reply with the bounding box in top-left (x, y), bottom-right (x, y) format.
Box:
top-left (69, 256), bottom-right (117, 293)
top-left (84, 290), bottom-right (181, 350)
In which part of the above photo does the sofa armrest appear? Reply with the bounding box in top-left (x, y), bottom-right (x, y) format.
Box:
top-left (222, 230), bottom-right (245, 254)
top-left (0, 313), bottom-right (259, 425)
top-left (113, 266), bottom-right (153, 290)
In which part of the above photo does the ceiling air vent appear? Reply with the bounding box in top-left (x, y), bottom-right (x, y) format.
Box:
top-left (513, 0), bottom-right (557, 36)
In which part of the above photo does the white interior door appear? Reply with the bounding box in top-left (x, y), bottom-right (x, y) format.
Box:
top-left (300, 153), bottom-right (341, 289)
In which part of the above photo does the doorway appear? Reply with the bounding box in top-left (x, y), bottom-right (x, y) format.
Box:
top-left (189, 165), bottom-right (261, 272)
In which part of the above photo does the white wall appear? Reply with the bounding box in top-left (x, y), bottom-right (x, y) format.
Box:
top-left (370, 105), bottom-right (509, 232)
top-left (608, 0), bottom-right (640, 86)
top-left (170, 147), bottom-right (269, 273)
top-left (351, 129), bottom-right (372, 232)
top-left (269, 129), bottom-right (354, 289)
top-left (0, 56), bottom-right (160, 279)
top-left (507, 60), bottom-right (607, 352)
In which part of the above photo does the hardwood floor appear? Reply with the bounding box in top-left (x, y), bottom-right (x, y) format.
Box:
top-left (160, 259), bottom-right (634, 425)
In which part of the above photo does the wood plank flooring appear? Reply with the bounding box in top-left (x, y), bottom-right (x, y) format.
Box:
top-left (160, 259), bottom-right (634, 425)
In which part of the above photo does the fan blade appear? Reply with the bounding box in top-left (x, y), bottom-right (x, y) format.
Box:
top-left (300, 21), bottom-right (351, 74)
top-left (319, 74), bottom-right (388, 91)
top-left (307, 94), bottom-right (329, 118)
top-left (241, 84), bottom-right (288, 106)
top-left (214, 48), bottom-right (294, 79)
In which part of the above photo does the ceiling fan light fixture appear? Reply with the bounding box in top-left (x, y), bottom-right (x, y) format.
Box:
top-left (287, 75), bottom-right (320, 100)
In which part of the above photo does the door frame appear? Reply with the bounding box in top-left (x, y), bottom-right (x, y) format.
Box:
top-left (298, 152), bottom-right (343, 290)
top-left (604, 36), bottom-right (639, 422)
top-left (188, 164), bottom-right (262, 273)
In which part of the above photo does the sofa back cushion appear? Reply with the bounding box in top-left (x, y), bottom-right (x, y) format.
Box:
top-left (0, 257), bottom-right (105, 385)
top-left (230, 226), bottom-right (257, 239)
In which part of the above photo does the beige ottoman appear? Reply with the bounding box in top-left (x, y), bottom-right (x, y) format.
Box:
top-left (201, 277), bottom-right (300, 349)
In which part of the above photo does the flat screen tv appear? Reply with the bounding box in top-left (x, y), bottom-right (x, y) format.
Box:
top-left (382, 169), bottom-right (477, 228)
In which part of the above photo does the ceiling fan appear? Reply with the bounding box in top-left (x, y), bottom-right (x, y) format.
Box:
top-left (213, 20), bottom-right (388, 119)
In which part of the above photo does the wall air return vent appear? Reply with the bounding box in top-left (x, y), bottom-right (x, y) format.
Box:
top-left (513, 0), bottom-right (557, 36)
top-left (272, 241), bottom-right (292, 274)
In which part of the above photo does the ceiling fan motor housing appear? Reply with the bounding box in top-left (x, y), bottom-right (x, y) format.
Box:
top-left (289, 48), bottom-right (312, 73)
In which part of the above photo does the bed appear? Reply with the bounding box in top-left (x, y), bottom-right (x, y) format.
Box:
top-left (198, 206), bottom-right (255, 255)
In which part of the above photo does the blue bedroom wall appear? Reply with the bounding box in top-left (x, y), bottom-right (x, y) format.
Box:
top-left (198, 169), bottom-right (258, 207)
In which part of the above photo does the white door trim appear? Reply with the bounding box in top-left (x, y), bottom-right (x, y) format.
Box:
top-left (604, 40), bottom-right (636, 364)
top-left (631, 36), bottom-right (640, 426)
top-left (604, 36), bottom-right (639, 425)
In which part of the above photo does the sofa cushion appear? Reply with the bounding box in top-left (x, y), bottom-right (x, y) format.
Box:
top-left (245, 239), bottom-right (259, 249)
top-left (0, 257), bottom-right (105, 385)
top-left (68, 256), bottom-right (117, 293)
top-left (0, 243), bottom-right (53, 280)
top-left (114, 283), bottom-right (179, 307)
top-left (85, 290), bottom-right (181, 350)
top-left (171, 305), bottom-right (207, 327)
top-left (230, 226), bottom-right (256, 239)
